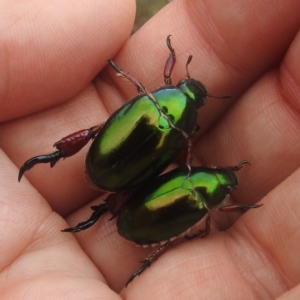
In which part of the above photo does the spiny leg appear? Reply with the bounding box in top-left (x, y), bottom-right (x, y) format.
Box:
top-left (185, 138), bottom-right (193, 167)
top-left (61, 190), bottom-right (131, 232)
top-left (218, 203), bottom-right (263, 212)
top-left (164, 35), bottom-right (176, 85)
top-left (108, 60), bottom-right (147, 94)
top-left (174, 140), bottom-right (192, 167)
top-left (62, 203), bottom-right (109, 232)
top-left (18, 124), bottom-right (103, 181)
top-left (220, 161), bottom-right (262, 211)
top-left (126, 239), bottom-right (177, 287)
top-left (184, 215), bottom-right (211, 240)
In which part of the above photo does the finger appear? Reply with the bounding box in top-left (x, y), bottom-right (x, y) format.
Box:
top-left (244, 168), bottom-right (300, 296)
top-left (0, 149), bottom-right (120, 298)
top-left (0, 0), bottom-right (135, 121)
top-left (0, 0), bottom-right (135, 214)
top-left (195, 27), bottom-right (300, 211)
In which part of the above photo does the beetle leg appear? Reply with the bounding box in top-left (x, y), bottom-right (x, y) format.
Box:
top-left (105, 191), bottom-right (133, 219)
top-left (18, 124), bottom-right (103, 181)
top-left (61, 203), bottom-right (109, 232)
top-left (184, 215), bottom-right (210, 240)
top-left (108, 60), bottom-right (147, 94)
top-left (126, 239), bottom-right (177, 287)
top-left (218, 203), bottom-right (263, 212)
top-left (164, 35), bottom-right (176, 85)
top-left (174, 123), bottom-right (199, 167)
top-left (185, 138), bottom-right (193, 167)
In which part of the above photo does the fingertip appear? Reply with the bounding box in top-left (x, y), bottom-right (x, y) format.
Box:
top-left (0, 0), bottom-right (136, 121)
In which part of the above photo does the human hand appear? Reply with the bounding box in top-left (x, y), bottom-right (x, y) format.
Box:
top-left (1, 0), bottom-right (300, 299)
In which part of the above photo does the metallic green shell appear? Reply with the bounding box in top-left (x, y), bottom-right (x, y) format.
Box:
top-left (86, 87), bottom-right (198, 191)
top-left (117, 166), bottom-right (239, 245)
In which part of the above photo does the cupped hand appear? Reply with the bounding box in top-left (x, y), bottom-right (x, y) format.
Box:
top-left (0, 0), bottom-right (300, 299)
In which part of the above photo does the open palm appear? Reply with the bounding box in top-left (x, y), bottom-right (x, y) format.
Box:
top-left (1, 0), bottom-right (300, 299)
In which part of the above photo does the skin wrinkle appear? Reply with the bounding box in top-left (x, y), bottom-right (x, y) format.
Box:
top-left (1, 4), bottom-right (30, 34)
top-left (263, 74), bottom-right (300, 169)
top-left (226, 220), bottom-right (289, 299)
top-left (0, 213), bottom-right (44, 276)
top-left (95, 68), bottom-right (134, 117)
top-left (194, 109), bottom-right (233, 163)
top-left (92, 76), bottom-right (111, 116)
top-left (0, 43), bottom-right (10, 107)
top-left (29, 210), bottom-right (61, 248)
top-left (0, 1), bottom-right (135, 122)
top-left (95, 223), bottom-right (153, 284)
top-left (278, 63), bottom-right (300, 117)
top-left (192, 110), bottom-right (221, 150)
top-left (5, 5), bottom-right (54, 101)
top-left (270, 195), bottom-right (300, 286)
top-left (224, 229), bottom-right (272, 299)
top-left (24, 210), bottom-right (61, 253)
top-left (196, 67), bottom-right (296, 204)
top-left (184, 0), bottom-right (256, 76)
top-left (167, 239), bottom-right (253, 298)
top-left (146, 245), bottom-right (220, 292)
top-left (185, 0), bottom-right (299, 89)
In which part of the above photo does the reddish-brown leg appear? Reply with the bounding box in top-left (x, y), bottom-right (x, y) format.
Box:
top-left (18, 124), bottom-right (103, 181)
top-left (164, 35), bottom-right (176, 85)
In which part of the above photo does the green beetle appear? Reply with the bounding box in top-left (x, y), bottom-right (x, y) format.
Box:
top-left (63, 160), bottom-right (262, 286)
top-left (18, 36), bottom-right (229, 192)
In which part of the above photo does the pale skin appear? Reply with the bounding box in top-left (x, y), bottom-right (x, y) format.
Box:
top-left (0, 0), bottom-right (300, 299)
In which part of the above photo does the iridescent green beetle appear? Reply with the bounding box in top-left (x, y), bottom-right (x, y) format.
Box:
top-left (18, 36), bottom-right (229, 192)
top-left (63, 160), bottom-right (262, 286)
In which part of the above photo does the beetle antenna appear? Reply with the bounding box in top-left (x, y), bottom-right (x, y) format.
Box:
top-left (186, 55), bottom-right (193, 79)
top-left (230, 160), bottom-right (250, 171)
top-left (207, 93), bottom-right (231, 99)
top-left (184, 56), bottom-right (230, 99)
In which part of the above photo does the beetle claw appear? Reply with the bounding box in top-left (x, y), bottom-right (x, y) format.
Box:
top-left (125, 240), bottom-right (175, 286)
top-left (18, 151), bottom-right (63, 181)
top-left (61, 203), bottom-right (109, 232)
top-left (230, 160), bottom-right (250, 171)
